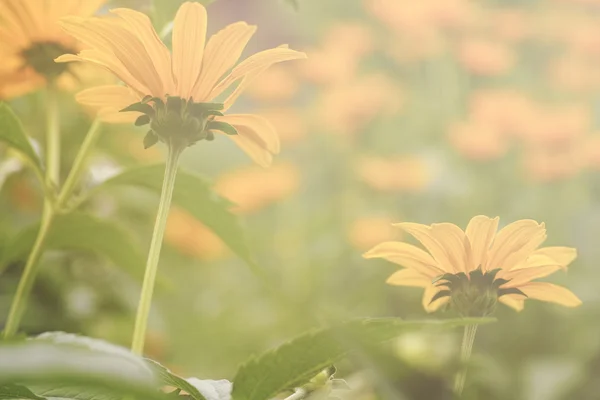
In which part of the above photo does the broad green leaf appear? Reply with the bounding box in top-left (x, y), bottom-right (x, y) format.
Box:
top-left (231, 317), bottom-right (494, 400)
top-left (0, 341), bottom-right (166, 400)
top-left (0, 103), bottom-right (44, 181)
top-left (82, 165), bottom-right (257, 271)
top-left (0, 213), bottom-right (145, 279)
top-left (146, 360), bottom-right (207, 400)
top-left (0, 383), bottom-right (45, 400)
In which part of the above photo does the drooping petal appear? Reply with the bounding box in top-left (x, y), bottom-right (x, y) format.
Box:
top-left (386, 269), bottom-right (430, 287)
top-left (465, 215), bottom-right (499, 270)
top-left (76, 85), bottom-right (141, 124)
top-left (498, 265), bottom-right (562, 288)
top-left (216, 113), bottom-right (280, 154)
top-left (363, 241), bottom-right (444, 278)
top-left (499, 294), bottom-right (525, 312)
top-left (518, 282), bottom-right (582, 307)
top-left (227, 134), bottom-right (273, 167)
top-left (429, 222), bottom-right (472, 274)
top-left (422, 284), bottom-right (449, 313)
top-left (393, 222), bottom-right (456, 273)
top-left (208, 46), bottom-right (307, 103)
top-left (485, 219), bottom-right (546, 271)
top-left (192, 21), bottom-right (257, 101)
top-left (110, 8), bottom-right (175, 94)
top-left (172, 2), bottom-right (207, 98)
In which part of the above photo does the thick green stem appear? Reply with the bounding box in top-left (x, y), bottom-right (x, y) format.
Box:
top-left (57, 119), bottom-right (101, 208)
top-left (2, 90), bottom-right (62, 338)
top-left (453, 324), bottom-right (478, 396)
top-left (130, 143), bottom-right (182, 355)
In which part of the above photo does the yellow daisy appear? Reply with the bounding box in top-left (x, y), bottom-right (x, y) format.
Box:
top-left (363, 215), bottom-right (582, 315)
top-left (56, 2), bottom-right (307, 167)
top-left (0, 0), bottom-right (106, 98)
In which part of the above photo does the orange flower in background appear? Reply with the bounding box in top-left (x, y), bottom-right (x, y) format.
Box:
top-left (300, 21), bottom-right (372, 85)
top-left (215, 162), bottom-right (300, 214)
top-left (0, 0), bottom-right (107, 98)
top-left (491, 8), bottom-right (530, 43)
top-left (245, 64), bottom-right (300, 103)
top-left (349, 216), bottom-right (402, 251)
top-left (581, 134), bottom-right (600, 170)
top-left (448, 120), bottom-right (509, 161)
top-left (57, 2), bottom-right (306, 166)
top-left (165, 207), bottom-right (227, 261)
top-left (358, 156), bottom-right (431, 193)
top-left (457, 37), bottom-right (516, 76)
top-left (522, 104), bottom-right (590, 147)
top-left (258, 108), bottom-right (307, 144)
top-left (316, 73), bottom-right (402, 135)
top-left (522, 147), bottom-right (582, 182)
top-left (364, 216), bottom-right (581, 314)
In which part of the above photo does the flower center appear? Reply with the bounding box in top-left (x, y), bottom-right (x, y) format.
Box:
top-left (431, 268), bottom-right (526, 317)
top-left (21, 41), bottom-right (74, 80)
top-left (122, 96), bottom-right (238, 149)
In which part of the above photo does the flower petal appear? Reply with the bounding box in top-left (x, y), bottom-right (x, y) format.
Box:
top-left (216, 113), bottom-right (280, 154)
top-left (76, 85), bottom-right (141, 124)
top-left (192, 21), bottom-right (257, 101)
top-left (363, 241), bottom-right (444, 278)
top-left (465, 215), bottom-right (499, 270)
top-left (430, 222), bottom-right (472, 274)
top-left (386, 269), bottom-right (430, 287)
top-left (511, 246), bottom-right (577, 271)
top-left (485, 219), bottom-right (546, 271)
top-left (393, 222), bottom-right (456, 273)
top-left (422, 284), bottom-right (449, 313)
top-left (499, 294), bottom-right (525, 312)
top-left (518, 282), bottom-right (582, 307)
top-left (110, 8), bottom-right (175, 94)
top-left (499, 265), bottom-right (562, 288)
top-left (172, 2), bottom-right (207, 99)
top-left (208, 46), bottom-right (307, 105)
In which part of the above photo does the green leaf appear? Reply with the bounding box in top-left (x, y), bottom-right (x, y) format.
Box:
top-left (146, 360), bottom-right (207, 400)
top-left (206, 121), bottom-right (237, 136)
top-left (82, 165), bottom-right (257, 271)
top-left (0, 213), bottom-right (145, 279)
top-left (0, 384), bottom-right (46, 400)
top-left (144, 131), bottom-right (159, 149)
top-left (231, 317), bottom-right (494, 400)
top-left (0, 103), bottom-right (44, 180)
top-left (0, 341), bottom-right (166, 400)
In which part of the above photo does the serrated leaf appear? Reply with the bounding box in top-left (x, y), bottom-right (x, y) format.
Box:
top-left (0, 213), bottom-right (145, 279)
top-left (0, 341), bottom-right (166, 400)
top-left (231, 317), bottom-right (494, 400)
top-left (0, 383), bottom-right (46, 400)
top-left (146, 360), bottom-right (207, 400)
top-left (0, 103), bottom-right (44, 181)
top-left (81, 165), bottom-right (257, 271)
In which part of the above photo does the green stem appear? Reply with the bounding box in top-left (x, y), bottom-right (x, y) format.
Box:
top-left (57, 119), bottom-right (101, 208)
top-left (46, 90), bottom-right (60, 187)
top-left (453, 324), bottom-right (478, 396)
top-left (2, 90), bottom-right (62, 338)
top-left (130, 143), bottom-right (182, 355)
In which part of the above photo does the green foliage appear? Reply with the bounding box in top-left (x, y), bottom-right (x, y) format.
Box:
top-left (231, 317), bottom-right (493, 400)
top-left (0, 103), bottom-right (44, 182)
top-left (0, 384), bottom-right (45, 400)
top-left (146, 360), bottom-right (207, 400)
top-left (0, 340), bottom-right (166, 400)
top-left (0, 213), bottom-right (145, 278)
top-left (83, 164), bottom-right (258, 271)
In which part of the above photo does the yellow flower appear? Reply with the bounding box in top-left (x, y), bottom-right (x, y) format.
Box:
top-left (56, 2), bottom-right (306, 166)
top-left (0, 0), bottom-right (106, 98)
top-left (364, 216), bottom-right (581, 315)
